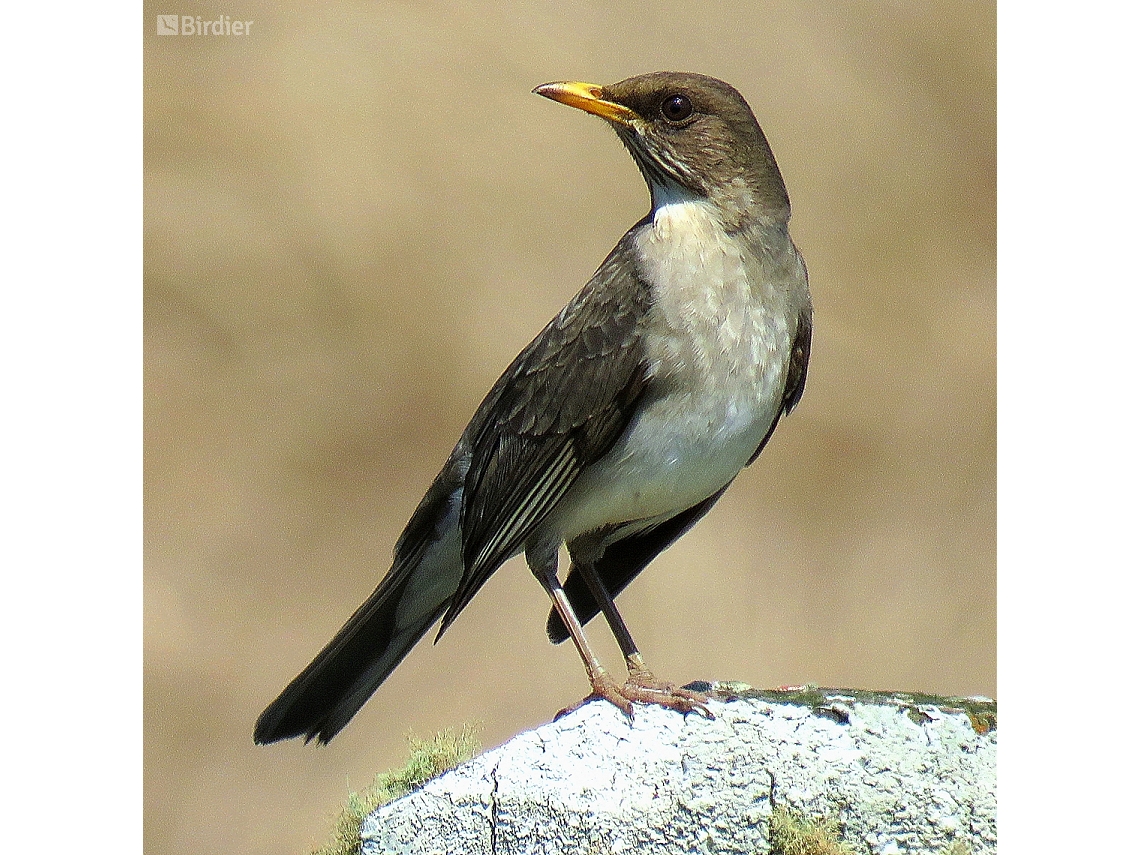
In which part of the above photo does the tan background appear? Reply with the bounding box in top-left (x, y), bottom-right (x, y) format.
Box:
top-left (144, 2), bottom-right (995, 853)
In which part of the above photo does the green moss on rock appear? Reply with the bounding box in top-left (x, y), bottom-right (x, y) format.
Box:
top-left (314, 724), bottom-right (481, 855)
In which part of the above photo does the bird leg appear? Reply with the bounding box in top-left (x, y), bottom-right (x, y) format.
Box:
top-left (575, 560), bottom-right (712, 718)
top-left (528, 551), bottom-right (635, 716)
top-left (530, 543), bottom-right (712, 719)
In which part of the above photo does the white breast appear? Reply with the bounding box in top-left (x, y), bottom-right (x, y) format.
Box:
top-left (638, 198), bottom-right (791, 421)
top-left (549, 198), bottom-right (795, 542)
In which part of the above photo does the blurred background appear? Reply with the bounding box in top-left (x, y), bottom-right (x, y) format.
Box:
top-left (144, 2), bottom-right (994, 853)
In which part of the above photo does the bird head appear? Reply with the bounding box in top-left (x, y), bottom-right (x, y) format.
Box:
top-left (534, 71), bottom-right (790, 228)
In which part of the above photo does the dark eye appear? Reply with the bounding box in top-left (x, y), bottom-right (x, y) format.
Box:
top-left (660, 94), bottom-right (693, 123)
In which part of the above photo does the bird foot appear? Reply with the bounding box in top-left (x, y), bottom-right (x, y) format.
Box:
top-left (554, 662), bottom-right (714, 721)
top-left (621, 658), bottom-right (714, 718)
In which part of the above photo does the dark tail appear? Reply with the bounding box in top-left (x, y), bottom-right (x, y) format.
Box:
top-left (255, 478), bottom-right (463, 745)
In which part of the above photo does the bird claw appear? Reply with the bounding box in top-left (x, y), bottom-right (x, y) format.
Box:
top-left (622, 657), bottom-right (715, 718)
top-left (621, 674), bottom-right (715, 719)
top-left (555, 668), bottom-right (715, 721)
top-left (555, 671), bottom-right (633, 721)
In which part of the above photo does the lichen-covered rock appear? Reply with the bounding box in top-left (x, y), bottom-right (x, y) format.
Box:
top-left (361, 686), bottom-right (996, 855)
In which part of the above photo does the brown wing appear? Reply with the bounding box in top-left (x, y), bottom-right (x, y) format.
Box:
top-left (781, 297), bottom-right (813, 415)
top-left (747, 295), bottom-right (812, 466)
top-left (435, 237), bottom-right (653, 637)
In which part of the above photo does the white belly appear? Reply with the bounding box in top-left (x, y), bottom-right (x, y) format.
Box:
top-left (546, 198), bottom-right (794, 541)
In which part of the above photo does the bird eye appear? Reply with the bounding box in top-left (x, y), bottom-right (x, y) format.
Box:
top-left (660, 94), bottom-right (693, 123)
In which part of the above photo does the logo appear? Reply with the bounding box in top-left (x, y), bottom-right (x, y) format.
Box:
top-left (156, 15), bottom-right (253, 36)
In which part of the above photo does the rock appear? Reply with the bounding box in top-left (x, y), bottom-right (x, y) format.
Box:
top-left (361, 685), bottom-right (996, 855)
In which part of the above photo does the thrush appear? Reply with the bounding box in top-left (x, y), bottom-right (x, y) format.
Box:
top-left (255, 71), bottom-right (811, 745)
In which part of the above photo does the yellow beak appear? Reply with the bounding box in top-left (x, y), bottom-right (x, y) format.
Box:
top-left (532, 81), bottom-right (638, 125)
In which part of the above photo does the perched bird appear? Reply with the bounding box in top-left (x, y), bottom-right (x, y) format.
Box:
top-left (254, 72), bottom-right (811, 745)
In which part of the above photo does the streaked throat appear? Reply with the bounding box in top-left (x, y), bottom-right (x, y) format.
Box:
top-left (616, 128), bottom-right (701, 211)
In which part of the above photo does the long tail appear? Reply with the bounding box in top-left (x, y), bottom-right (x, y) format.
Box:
top-left (254, 478), bottom-right (463, 745)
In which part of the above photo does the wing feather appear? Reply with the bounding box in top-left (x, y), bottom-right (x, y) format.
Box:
top-left (436, 236), bottom-right (653, 636)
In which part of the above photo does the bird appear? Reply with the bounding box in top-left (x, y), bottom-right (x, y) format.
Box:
top-left (254, 71), bottom-right (811, 745)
